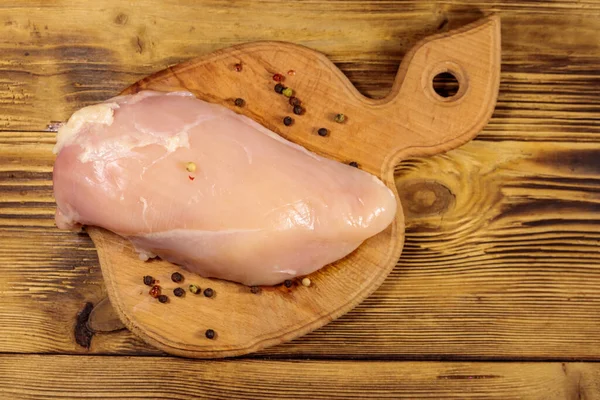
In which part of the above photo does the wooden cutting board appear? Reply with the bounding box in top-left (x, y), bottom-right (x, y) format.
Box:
top-left (87, 15), bottom-right (500, 358)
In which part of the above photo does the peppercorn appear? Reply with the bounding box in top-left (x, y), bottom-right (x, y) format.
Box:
top-left (274, 83), bottom-right (285, 94)
top-left (349, 161), bottom-right (359, 168)
top-left (289, 97), bottom-right (301, 106)
top-left (171, 272), bottom-right (183, 283)
top-left (205, 329), bottom-right (216, 339)
top-left (334, 113), bottom-right (346, 123)
top-left (203, 288), bottom-right (214, 298)
top-left (186, 162), bottom-right (196, 173)
top-left (317, 128), bottom-right (328, 137)
top-left (234, 98), bottom-right (245, 107)
top-left (284, 280), bottom-right (293, 288)
top-left (282, 88), bottom-right (293, 97)
top-left (302, 277), bottom-right (311, 287)
top-left (149, 285), bottom-right (161, 298)
top-left (158, 294), bottom-right (169, 303)
top-left (272, 73), bottom-right (284, 82)
top-left (143, 275), bottom-right (154, 286)
top-left (173, 287), bottom-right (185, 297)
top-left (283, 116), bottom-right (293, 126)
top-left (234, 63), bottom-right (242, 72)
top-left (189, 284), bottom-right (201, 294)
top-left (293, 105), bottom-right (304, 115)
top-left (250, 286), bottom-right (261, 294)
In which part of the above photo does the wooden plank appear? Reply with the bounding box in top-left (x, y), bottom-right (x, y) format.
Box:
top-left (1, 132), bottom-right (598, 358)
top-left (0, 355), bottom-right (598, 399)
top-left (0, 1), bottom-right (598, 141)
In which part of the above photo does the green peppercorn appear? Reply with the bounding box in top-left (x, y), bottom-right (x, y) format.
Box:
top-left (293, 105), bottom-right (304, 115)
top-left (203, 288), bottom-right (214, 298)
top-left (158, 295), bottom-right (169, 303)
top-left (274, 83), bottom-right (285, 94)
top-left (282, 87), bottom-right (293, 97)
top-left (205, 329), bottom-right (216, 339)
top-left (173, 287), bottom-right (185, 297)
top-left (283, 116), bottom-right (293, 126)
top-left (234, 98), bottom-right (245, 107)
top-left (171, 272), bottom-right (183, 283)
top-left (334, 113), bottom-right (346, 123)
top-left (349, 161), bottom-right (359, 168)
top-left (189, 284), bottom-right (201, 294)
top-left (143, 275), bottom-right (154, 286)
top-left (284, 280), bottom-right (293, 288)
top-left (317, 128), bottom-right (328, 137)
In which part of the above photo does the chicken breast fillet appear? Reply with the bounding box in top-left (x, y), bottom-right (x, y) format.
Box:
top-left (53, 91), bottom-right (397, 285)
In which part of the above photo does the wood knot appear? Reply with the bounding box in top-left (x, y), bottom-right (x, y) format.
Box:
top-left (396, 180), bottom-right (454, 217)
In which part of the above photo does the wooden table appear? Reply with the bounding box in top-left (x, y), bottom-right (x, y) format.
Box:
top-left (0, 1), bottom-right (598, 398)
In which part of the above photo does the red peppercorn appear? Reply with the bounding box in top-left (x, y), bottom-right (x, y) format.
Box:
top-left (234, 63), bottom-right (242, 72)
top-left (149, 285), bottom-right (161, 298)
top-left (272, 73), bottom-right (284, 82)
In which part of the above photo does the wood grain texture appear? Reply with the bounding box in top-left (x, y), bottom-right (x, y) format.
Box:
top-left (1, 133), bottom-right (598, 358)
top-left (0, 355), bottom-right (599, 399)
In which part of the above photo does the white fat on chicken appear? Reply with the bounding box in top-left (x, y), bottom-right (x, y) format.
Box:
top-left (53, 91), bottom-right (397, 286)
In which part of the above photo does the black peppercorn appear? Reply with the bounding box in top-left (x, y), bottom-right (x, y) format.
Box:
top-left (158, 295), bottom-right (169, 303)
top-left (293, 105), bottom-right (304, 115)
top-left (284, 280), bottom-right (293, 288)
top-left (250, 286), bottom-right (261, 294)
top-left (317, 128), bottom-right (328, 137)
top-left (349, 161), bottom-right (359, 168)
top-left (283, 116), bottom-right (293, 126)
top-left (203, 288), bottom-right (214, 298)
top-left (205, 329), bottom-right (216, 339)
top-left (274, 83), bottom-right (285, 94)
top-left (173, 287), bottom-right (185, 297)
top-left (234, 98), bottom-right (245, 107)
top-left (143, 275), bottom-right (154, 286)
top-left (171, 272), bottom-right (183, 283)
top-left (289, 96), bottom-right (301, 106)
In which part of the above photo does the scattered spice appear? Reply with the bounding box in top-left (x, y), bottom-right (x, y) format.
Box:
top-left (282, 87), bottom-right (293, 97)
top-left (250, 286), bottom-right (261, 294)
top-left (234, 62), bottom-right (243, 72)
top-left (186, 162), bottom-right (196, 173)
top-left (143, 275), bottom-right (154, 286)
top-left (287, 69), bottom-right (296, 75)
top-left (234, 98), bottom-right (245, 107)
top-left (289, 97), bottom-right (301, 106)
top-left (205, 329), bottom-right (216, 339)
top-left (173, 287), bottom-right (185, 297)
top-left (272, 73), bottom-right (284, 82)
top-left (189, 284), bottom-right (201, 294)
top-left (284, 279), bottom-right (293, 288)
top-left (302, 277), bottom-right (311, 287)
top-left (293, 105), bottom-right (304, 115)
top-left (334, 113), bottom-right (346, 123)
top-left (349, 161), bottom-right (359, 168)
top-left (274, 83), bottom-right (285, 94)
top-left (283, 116), bottom-right (293, 126)
top-left (317, 128), bottom-right (329, 137)
top-left (158, 295), bottom-right (169, 303)
top-left (203, 288), bottom-right (214, 298)
top-left (149, 285), bottom-right (161, 298)
top-left (171, 272), bottom-right (184, 283)
top-left (189, 175), bottom-right (195, 181)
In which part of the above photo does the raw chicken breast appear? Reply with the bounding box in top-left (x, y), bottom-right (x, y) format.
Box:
top-left (53, 91), bottom-right (397, 286)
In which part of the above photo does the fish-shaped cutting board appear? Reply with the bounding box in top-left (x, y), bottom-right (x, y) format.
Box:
top-left (87, 15), bottom-right (500, 358)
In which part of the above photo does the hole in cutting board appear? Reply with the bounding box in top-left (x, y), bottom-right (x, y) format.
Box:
top-left (432, 72), bottom-right (460, 98)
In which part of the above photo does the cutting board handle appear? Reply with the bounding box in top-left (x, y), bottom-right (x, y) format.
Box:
top-left (374, 15), bottom-right (500, 167)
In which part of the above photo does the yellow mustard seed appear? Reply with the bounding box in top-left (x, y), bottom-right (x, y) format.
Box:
top-left (186, 162), bottom-right (197, 173)
top-left (302, 277), bottom-right (311, 287)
